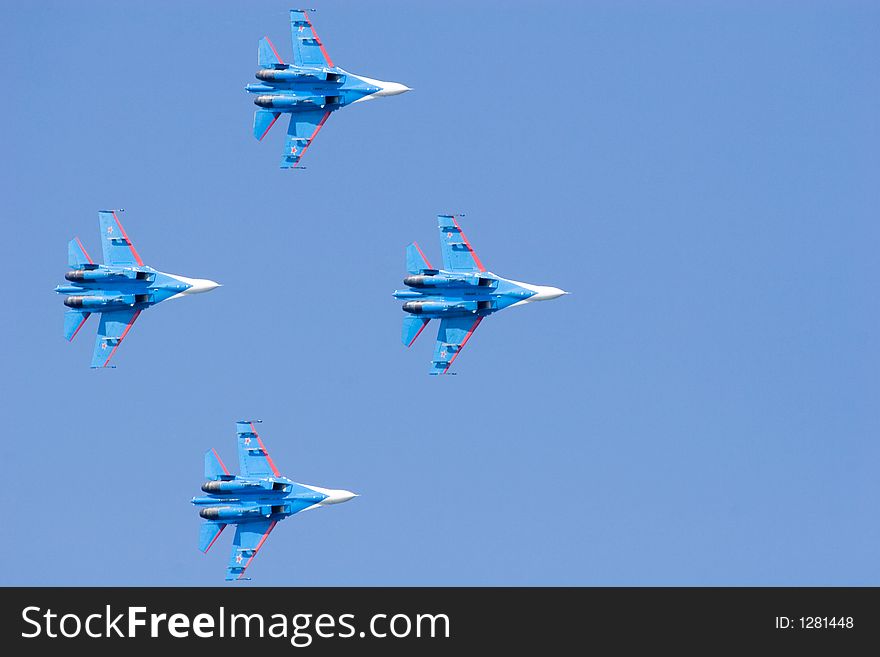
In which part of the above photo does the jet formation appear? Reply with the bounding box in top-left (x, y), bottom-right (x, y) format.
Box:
top-left (247, 9), bottom-right (410, 168)
top-left (394, 215), bottom-right (568, 375)
top-left (55, 210), bottom-right (220, 368)
top-left (52, 8), bottom-right (573, 582)
top-left (193, 421), bottom-right (357, 581)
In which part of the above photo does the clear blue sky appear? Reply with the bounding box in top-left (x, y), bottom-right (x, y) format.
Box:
top-left (1, 0), bottom-right (877, 585)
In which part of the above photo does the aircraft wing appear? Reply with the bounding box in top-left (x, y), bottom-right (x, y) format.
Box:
top-left (289, 9), bottom-right (334, 68)
top-left (236, 421), bottom-right (281, 478)
top-left (281, 110), bottom-right (331, 168)
top-left (90, 309), bottom-right (141, 368)
top-left (98, 211), bottom-right (144, 267)
top-left (431, 316), bottom-right (484, 375)
top-left (438, 215), bottom-right (486, 273)
top-left (225, 519), bottom-right (278, 581)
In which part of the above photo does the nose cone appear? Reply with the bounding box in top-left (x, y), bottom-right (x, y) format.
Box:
top-left (528, 285), bottom-right (567, 302)
top-left (180, 277), bottom-right (221, 295)
top-left (321, 489), bottom-right (358, 505)
top-left (373, 80), bottom-right (411, 97)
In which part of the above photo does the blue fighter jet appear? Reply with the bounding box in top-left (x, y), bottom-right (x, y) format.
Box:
top-left (394, 215), bottom-right (569, 375)
top-left (55, 210), bottom-right (220, 368)
top-left (193, 421), bottom-right (358, 581)
top-left (247, 8), bottom-right (410, 168)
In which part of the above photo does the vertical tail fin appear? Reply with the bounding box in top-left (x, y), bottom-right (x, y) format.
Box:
top-left (258, 37), bottom-right (283, 68)
top-left (254, 109), bottom-right (281, 141)
top-left (205, 448), bottom-right (231, 480)
top-left (406, 242), bottom-right (434, 274)
top-left (68, 237), bottom-right (94, 269)
top-left (402, 316), bottom-right (430, 347)
top-left (199, 522), bottom-right (227, 553)
top-left (64, 310), bottom-right (91, 341)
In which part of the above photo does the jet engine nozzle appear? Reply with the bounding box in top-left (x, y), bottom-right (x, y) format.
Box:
top-left (199, 507), bottom-right (228, 520)
top-left (403, 300), bottom-right (476, 315)
top-left (404, 275), bottom-right (471, 288)
top-left (403, 275), bottom-right (430, 288)
top-left (256, 68), bottom-right (285, 81)
top-left (254, 95), bottom-right (301, 109)
top-left (64, 294), bottom-right (137, 309)
top-left (65, 269), bottom-right (126, 283)
top-left (256, 68), bottom-right (308, 82)
top-left (64, 295), bottom-right (125, 309)
top-left (201, 480), bottom-right (261, 493)
top-left (199, 506), bottom-right (259, 521)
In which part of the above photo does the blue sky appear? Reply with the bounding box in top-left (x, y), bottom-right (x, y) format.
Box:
top-left (0, 0), bottom-right (877, 585)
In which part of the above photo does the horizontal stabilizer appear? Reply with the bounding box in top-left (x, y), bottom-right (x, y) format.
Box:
top-left (402, 315), bottom-right (430, 347)
top-left (258, 37), bottom-right (283, 68)
top-left (406, 242), bottom-right (434, 274)
top-left (254, 109), bottom-right (281, 141)
top-left (68, 237), bottom-right (94, 269)
top-left (63, 310), bottom-right (90, 341)
top-left (205, 448), bottom-right (231, 480)
top-left (199, 522), bottom-right (226, 553)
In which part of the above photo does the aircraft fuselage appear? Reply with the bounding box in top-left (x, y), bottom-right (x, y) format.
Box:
top-left (394, 270), bottom-right (565, 320)
top-left (246, 67), bottom-right (406, 112)
top-left (55, 266), bottom-right (218, 312)
top-left (192, 477), bottom-right (353, 523)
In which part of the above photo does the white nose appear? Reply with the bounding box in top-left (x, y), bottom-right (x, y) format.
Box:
top-left (373, 80), bottom-right (411, 97)
top-left (181, 277), bottom-right (222, 295)
top-left (321, 489), bottom-right (358, 505)
top-left (528, 285), bottom-right (567, 302)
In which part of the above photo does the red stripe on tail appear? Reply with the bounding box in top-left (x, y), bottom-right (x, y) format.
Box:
top-left (212, 448), bottom-right (230, 476)
top-left (204, 524), bottom-right (226, 553)
top-left (75, 237), bottom-right (94, 264)
top-left (69, 312), bottom-right (91, 341)
top-left (413, 241), bottom-right (434, 270)
top-left (258, 113), bottom-right (280, 141)
top-left (407, 319), bottom-right (429, 347)
top-left (265, 36), bottom-right (284, 64)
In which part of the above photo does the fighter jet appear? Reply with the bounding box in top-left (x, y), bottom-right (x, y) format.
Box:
top-left (247, 8), bottom-right (410, 168)
top-left (55, 210), bottom-right (220, 368)
top-left (193, 421), bottom-right (358, 581)
top-left (394, 215), bottom-right (569, 375)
